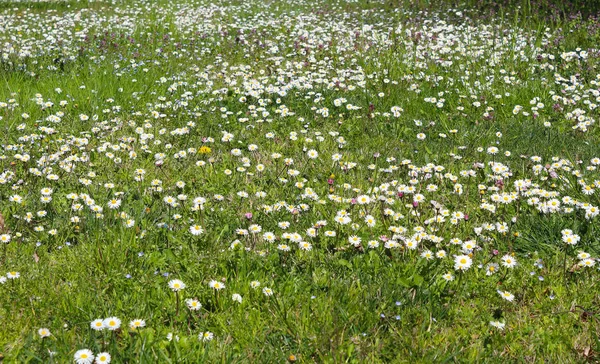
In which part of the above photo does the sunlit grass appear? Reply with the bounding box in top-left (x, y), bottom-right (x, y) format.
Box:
top-left (1, 0), bottom-right (600, 362)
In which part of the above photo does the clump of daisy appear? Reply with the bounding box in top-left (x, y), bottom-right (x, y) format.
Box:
top-left (209, 280), bottom-right (225, 290)
top-left (485, 263), bottom-right (499, 276)
top-left (579, 258), bottom-right (596, 268)
top-left (198, 331), bottom-right (214, 342)
top-left (232, 294), bottom-right (243, 303)
top-left (74, 349), bottom-right (94, 364)
top-left (103, 317), bottom-right (121, 331)
top-left (90, 319), bottom-right (104, 331)
top-left (186, 298), bottom-right (202, 311)
top-left (189, 225), bottom-right (204, 236)
top-left (442, 273), bottom-right (454, 281)
top-left (490, 321), bottom-right (506, 330)
top-left (561, 229), bottom-right (580, 246)
top-left (95, 352), bottom-right (111, 364)
top-left (501, 254), bottom-right (517, 268)
top-left (38, 328), bottom-right (51, 338)
top-left (166, 333), bottom-right (180, 342)
top-left (129, 319), bottom-right (146, 330)
top-left (454, 255), bottom-right (472, 271)
top-left (168, 279), bottom-right (186, 291)
top-left (498, 290), bottom-right (515, 302)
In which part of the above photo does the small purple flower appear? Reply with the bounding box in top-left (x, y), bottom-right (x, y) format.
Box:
top-left (245, 212), bottom-right (253, 220)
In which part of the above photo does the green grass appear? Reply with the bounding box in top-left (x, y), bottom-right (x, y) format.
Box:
top-left (1, 0), bottom-right (600, 362)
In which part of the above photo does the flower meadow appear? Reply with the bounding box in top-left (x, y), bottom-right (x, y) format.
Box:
top-left (2, 0), bottom-right (600, 361)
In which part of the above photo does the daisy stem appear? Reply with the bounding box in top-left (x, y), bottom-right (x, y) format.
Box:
top-left (167, 206), bottom-right (171, 249)
top-left (562, 246), bottom-right (568, 285)
top-left (215, 291), bottom-right (220, 310)
top-left (199, 208), bottom-right (205, 230)
top-left (457, 272), bottom-right (465, 297)
top-left (1, 242), bottom-right (5, 266)
top-left (187, 311), bottom-right (191, 334)
top-left (175, 291), bottom-right (180, 322)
